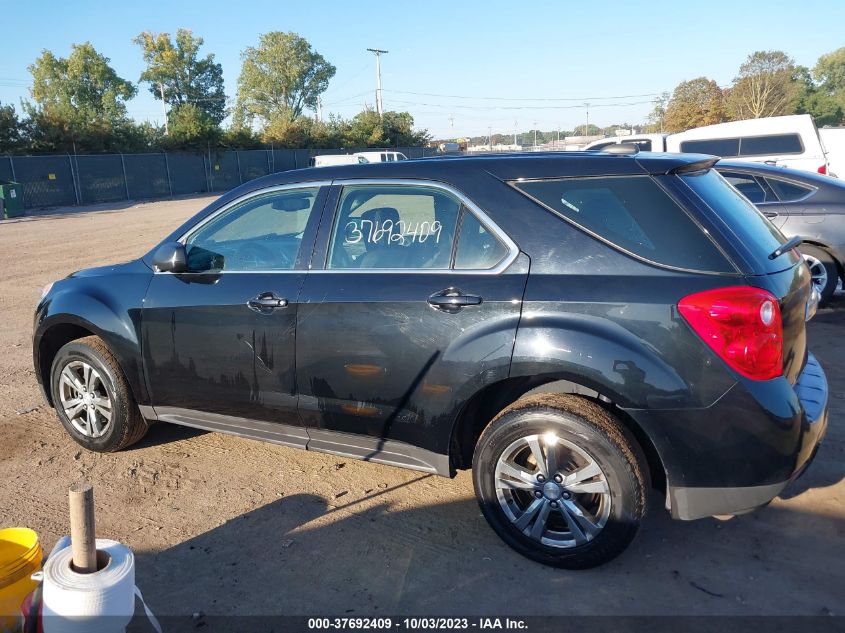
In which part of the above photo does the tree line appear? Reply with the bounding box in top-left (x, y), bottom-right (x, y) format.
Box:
top-left (646, 49), bottom-right (845, 133)
top-left (449, 48), bottom-right (845, 147)
top-left (0, 30), bottom-right (431, 155)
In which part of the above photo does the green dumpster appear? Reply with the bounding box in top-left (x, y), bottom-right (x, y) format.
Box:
top-left (0, 182), bottom-right (24, 218)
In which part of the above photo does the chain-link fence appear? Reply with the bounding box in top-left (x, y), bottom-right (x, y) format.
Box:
top-left (2, 147), bottom-right (439, 210)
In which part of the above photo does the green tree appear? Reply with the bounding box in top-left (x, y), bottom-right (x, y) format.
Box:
top-left (25, 42), bottom-right (136, 152)
top-left (725, 51), bottom-right (800, 120)
top-left (235, 31), bottom-right (335, 129)
top-left (0, 102), bottom-right (21, 153)
top-left (345, 108), bottom-right (385, 146)
top-left (813, 47), bottom-right (845, 100)
top-left (664, 77), bottom-right (725, 132)
top-left (789, 65), bottom-right (844, 126)
top-left (134, 29), bottom-right (227, 125)
top-left (381, 111), bottom-right (430, 146)
top-left (162, 103), bottom-right (221, 149)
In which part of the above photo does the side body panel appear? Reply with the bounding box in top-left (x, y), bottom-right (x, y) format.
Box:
top-left (33, 260), bottom-right (154, 406)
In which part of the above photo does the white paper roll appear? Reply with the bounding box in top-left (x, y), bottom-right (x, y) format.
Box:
top-left (42, 539), bottom-right (135, 633)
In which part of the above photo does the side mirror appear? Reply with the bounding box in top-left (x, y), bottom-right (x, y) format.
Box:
top-left (152, 242), bottom-right (188, 273)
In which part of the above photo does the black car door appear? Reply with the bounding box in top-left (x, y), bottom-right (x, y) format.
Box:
top-left (141, 184), bottom-right (328, 446)
top-left (295, 180), bottom-right (529, 474)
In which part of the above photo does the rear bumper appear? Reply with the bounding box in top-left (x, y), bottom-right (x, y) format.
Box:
top-left (627, 353), bottom-right (829, 521)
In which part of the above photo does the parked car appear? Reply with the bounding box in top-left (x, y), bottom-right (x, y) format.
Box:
top-left (715, 159), bottom-right (845, 303)
top-left (585, 115), bottom-right (829, 176)
top-left (34, 150), bottom-right (827, 569)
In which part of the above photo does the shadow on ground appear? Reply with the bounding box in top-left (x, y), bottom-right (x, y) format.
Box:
top-left (132, 478), bottom-right (844, 621)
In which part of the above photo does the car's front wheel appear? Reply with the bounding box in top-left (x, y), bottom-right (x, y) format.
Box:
top-left (472, 394), bottom-right (647, 569)
top-left (50, 336), bottom-right (149, 452)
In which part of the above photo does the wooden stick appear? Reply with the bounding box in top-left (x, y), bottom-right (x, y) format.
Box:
top-left (69, 483), bottom-right (97, 573)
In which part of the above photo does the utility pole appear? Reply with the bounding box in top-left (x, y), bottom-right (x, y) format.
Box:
top-left (514, 119), bottom-right (518, 146)
top-left (367, 48), bottom-right (388, 116)
top-left (584, 102), bottom-right (590, 137)
top-left (533, 120), bottom-right (538, 149)
top-left (488, 126), bottom-right (493, 151)
top-left (159, 82), bottom-right (169, 135)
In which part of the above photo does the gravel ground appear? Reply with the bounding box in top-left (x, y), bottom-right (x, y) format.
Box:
top-left (0, 197), bottom-right (843, 619)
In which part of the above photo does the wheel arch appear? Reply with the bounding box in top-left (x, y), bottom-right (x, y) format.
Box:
top-left (799, 239), bottom-right (844, 282)
top-left (448, 375), bottom-right (667, 494)
top-left (36, 308), bottom-right (146, 409)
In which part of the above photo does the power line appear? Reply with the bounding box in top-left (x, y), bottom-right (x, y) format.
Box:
top-left (384, 98), bottom-right (655, 111)
top-left (382, 89), bottom-right (662, 102)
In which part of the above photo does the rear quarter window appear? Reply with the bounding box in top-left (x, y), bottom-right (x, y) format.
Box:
top-left (764, 176), bottom-right (814, 202)
top-left (680, 169), bottom-right (796, 274)
top-left (512, 176), bottom-right (733, 272)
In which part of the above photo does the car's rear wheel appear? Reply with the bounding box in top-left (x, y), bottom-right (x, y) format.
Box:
top-left (472, 394), bottom-right (647, 569)
top-left (50, 336), bottom-right (149, 452)
top-left (800, 245), bottom-right (838, 305)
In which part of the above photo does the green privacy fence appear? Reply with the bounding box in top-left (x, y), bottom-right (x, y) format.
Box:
top-left (0, 147), bottom-right (437, 210)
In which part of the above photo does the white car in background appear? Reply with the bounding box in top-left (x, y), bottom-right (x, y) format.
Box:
top-left (819, 127), bottom-right (845, 178)
top-left (668, 115), bottom-right (829, 175)
top-left (354, 150), bottom-right (408, 163)
top-left (585, 115), bottom-right (831, 177)
top-left (311, 151), bottom-right (408, 168)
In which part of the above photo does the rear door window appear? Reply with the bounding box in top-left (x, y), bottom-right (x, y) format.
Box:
top-left (512, 176), bottom-right (733, 272)
top-left (764, 176), bottom-right (814, 202)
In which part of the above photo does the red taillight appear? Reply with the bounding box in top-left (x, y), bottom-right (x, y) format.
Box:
top-left (678, 286), bottom-right (783, 381)
top-left (818, 164), bottom-right (827, 175)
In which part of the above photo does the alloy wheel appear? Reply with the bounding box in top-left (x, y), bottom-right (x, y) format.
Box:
top-left (494, 432), bottom-right (611, 548)
top-left (803, 253), bottom-right (829, 295)
top-left (58, 360), bottom-right (112, 438)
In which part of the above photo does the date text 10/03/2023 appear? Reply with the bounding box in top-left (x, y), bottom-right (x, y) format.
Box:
top-left (307, 617), bottom-right (528, 630)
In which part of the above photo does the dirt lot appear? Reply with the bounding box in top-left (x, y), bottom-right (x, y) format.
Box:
top-left (1, 197), bottom-right (843, 618)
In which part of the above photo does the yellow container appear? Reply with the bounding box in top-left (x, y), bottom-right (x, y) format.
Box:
top-left (0, 528), bottom-right (43, 633)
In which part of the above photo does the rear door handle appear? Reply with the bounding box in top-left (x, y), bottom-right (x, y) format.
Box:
top-left (764, 211), bottom-right (779, 218)
top-left (428, 289), bottom-right (483, 313)
top-left (248, 292), bottom-right (289, 313)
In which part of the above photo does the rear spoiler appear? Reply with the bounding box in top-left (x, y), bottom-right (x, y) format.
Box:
top-left (668, 157), bottom-right (719, 175)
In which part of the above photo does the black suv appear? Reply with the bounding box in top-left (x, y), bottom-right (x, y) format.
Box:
top-left (33, 151), bottom-right (828, 568)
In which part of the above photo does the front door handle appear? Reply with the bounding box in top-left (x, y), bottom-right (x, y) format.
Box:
top-left (428, 288), bottom-right (483, 313)
top-left (247, 292), bottom-right (289, 313)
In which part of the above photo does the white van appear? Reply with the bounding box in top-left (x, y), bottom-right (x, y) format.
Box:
top-left (354, 151), bottom-right (408, 163)
top-left (311, 154), bottom-right (368, 168)
top-left (819, 127), bottom-right (845, 178)
top-left (666, 114), bottom-right (829, 175)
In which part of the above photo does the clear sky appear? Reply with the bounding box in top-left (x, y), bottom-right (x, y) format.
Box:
top-left (2, 0), bottom-right (844, 139)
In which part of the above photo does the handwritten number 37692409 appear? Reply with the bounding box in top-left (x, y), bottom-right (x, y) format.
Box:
top-left (345, 219), bottom-right (443, 246)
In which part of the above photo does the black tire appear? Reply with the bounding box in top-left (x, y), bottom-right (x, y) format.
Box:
top-left (50, 336), bottom-right (149, 452)
top-left (799, 245), bottom-right (839, 305)
top-left (472, 394), bottom-right (647, 569)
